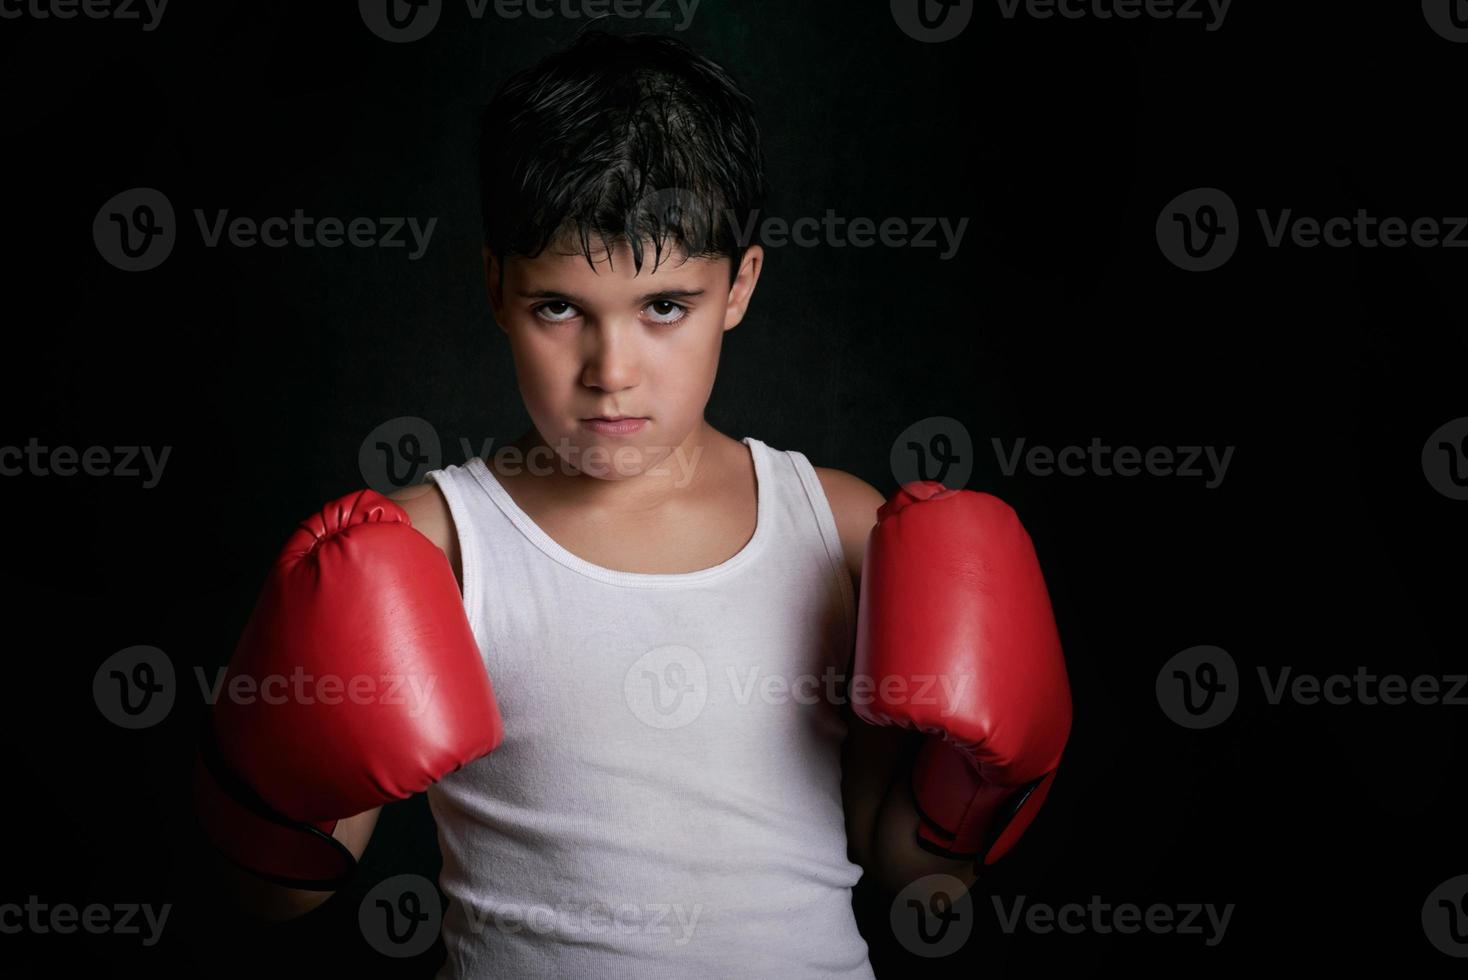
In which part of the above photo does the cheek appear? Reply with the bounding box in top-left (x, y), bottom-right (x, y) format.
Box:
top-left (646, 327), bottom-right (723, 416)
top-left (503, 334), bottom-right (566, 424)
top-left (514, 328), bottom-right (576, 383)
top-left (658, 320), bottom-right (723, 375)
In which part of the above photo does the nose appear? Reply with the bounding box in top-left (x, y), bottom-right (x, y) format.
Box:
top-left (580, 320), bottom-right (641, 393)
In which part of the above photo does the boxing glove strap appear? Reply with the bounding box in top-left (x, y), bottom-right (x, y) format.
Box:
top-left (194, 713), bottom-right (357, 891)
top-left (911, 769), bottom-right (1048, 863)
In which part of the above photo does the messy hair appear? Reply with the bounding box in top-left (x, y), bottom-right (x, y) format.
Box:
top-left (478, 29), bottom-right (769, 285)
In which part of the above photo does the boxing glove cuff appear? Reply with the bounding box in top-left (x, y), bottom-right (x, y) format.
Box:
top-left (193, 713), bottom-right (357, 891)
top-left (909, 737), bottom-right (1060, 865)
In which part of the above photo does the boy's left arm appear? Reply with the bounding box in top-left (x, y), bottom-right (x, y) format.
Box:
top-left (817, 468), bottom-right (982, 897)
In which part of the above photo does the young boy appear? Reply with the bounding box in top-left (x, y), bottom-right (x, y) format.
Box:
top-left (195, 30), bottom-right (1070, 978)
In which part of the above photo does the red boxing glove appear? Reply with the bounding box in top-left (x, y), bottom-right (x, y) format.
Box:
top-left (854, 481), bottom-right (1072, 866)
top-left (193, 489), bottom-right (504, 888)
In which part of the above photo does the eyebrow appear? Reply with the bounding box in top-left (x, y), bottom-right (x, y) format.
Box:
top-left (515, 287), bottom-right (708, 306)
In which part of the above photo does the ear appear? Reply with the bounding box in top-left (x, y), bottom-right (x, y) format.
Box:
top-left (722, 245), bottom-right (764, 332)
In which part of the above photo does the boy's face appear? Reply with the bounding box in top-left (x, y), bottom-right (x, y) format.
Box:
top-left (484, 234), bottom-right (763, 483)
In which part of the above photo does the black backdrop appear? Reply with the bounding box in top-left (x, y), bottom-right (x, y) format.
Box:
top-left (3, 1), bottom-right (1466, 976)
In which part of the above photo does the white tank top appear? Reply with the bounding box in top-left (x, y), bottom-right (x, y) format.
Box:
top-left (422, 436), bottom-right (874, 979)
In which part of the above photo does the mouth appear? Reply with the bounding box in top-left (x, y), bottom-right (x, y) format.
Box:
top-left (580, 416), bottom-right (650, 435)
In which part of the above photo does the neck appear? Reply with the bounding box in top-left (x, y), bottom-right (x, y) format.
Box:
top-left (501, 419), bottom-right (718, 516)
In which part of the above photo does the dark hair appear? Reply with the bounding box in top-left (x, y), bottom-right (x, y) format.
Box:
top-left (478, 29), bottom-right (768, 285)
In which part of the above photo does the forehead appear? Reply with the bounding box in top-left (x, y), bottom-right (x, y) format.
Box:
top-left (506, 233), bottom-right (726, 293)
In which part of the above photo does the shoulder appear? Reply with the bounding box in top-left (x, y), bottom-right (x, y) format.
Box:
top-left (385, 480), bottom-right (462, 589)
top-left (811, 466), bottom-right (887, 583)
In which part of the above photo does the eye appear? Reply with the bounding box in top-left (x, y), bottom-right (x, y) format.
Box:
top-left (533, 301), bottom-right (579, 324)
top-left (647, 300), bottom-right (688, 325)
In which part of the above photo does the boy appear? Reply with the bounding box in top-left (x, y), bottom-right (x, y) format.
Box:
top-left (195, 30), bottom-right (1070, 977)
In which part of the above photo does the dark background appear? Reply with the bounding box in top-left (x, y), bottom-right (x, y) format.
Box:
top-left (3, 1), bottom-right (1465, 976)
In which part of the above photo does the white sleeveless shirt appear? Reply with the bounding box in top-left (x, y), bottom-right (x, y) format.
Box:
top-left (422, 436), bottom-right (874, 979)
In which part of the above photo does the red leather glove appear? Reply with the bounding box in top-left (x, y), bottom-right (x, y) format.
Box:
top-left (854, 481), bottom-right (1071, 865)
top-left (193, 489), bottom-right (504, 888)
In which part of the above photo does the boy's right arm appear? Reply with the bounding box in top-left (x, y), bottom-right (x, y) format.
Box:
top-left (196, 481), bottom-right (487, 921)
